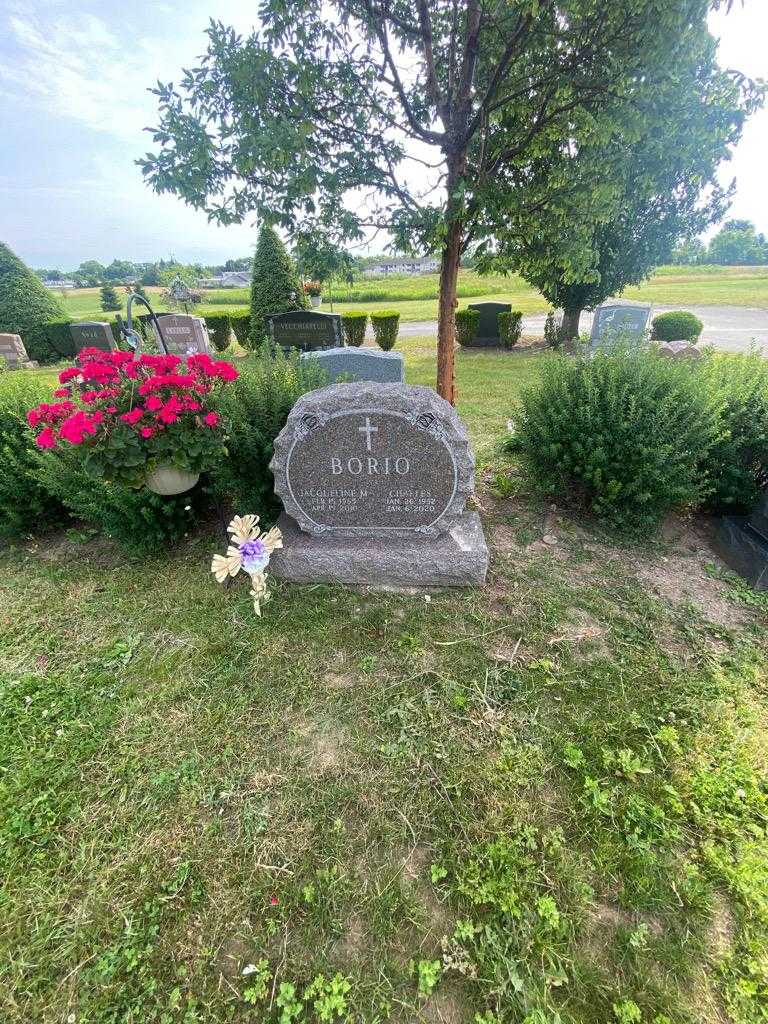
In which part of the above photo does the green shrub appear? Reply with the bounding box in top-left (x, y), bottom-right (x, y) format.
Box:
top-left (34, 447), bottom-right (206, 555)
top-left (498, 311), bottom-right (523, 349)
top-left (510, 347), bottom-right (720, 532)
top-left (0, 375), bottom-right (67, 536)
top-left (455, 308), bottom-right (480, 347)
top-left (203, 312), bottom-right (232, 352)
top-left (370, 310), bottom-right (400, 351)
top-left (249, 226), bottom-right (306, 348)
top-left (207, 347), bottom-right (328, 516)
top-left (229, 310), bottom-right (251, 347)
top-left (651, 310), bottom-right (703, 342)
top-left (341, 311), bottom-right (367, 347)
top-left (702, 351), bottom-right (768, 512)
top-left (544, 311), bottom-right (562, 349)
top-left (0, 242), bottom-right (66, 340)
top-left (24, 319), bottom-right (77, 363)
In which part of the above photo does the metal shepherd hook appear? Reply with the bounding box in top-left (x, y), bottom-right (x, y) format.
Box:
top-left (119, 291), bottom-right (170, 355)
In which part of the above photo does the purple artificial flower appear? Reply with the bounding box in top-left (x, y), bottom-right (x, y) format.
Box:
top-left (239, 536), bottom-right (270, 573)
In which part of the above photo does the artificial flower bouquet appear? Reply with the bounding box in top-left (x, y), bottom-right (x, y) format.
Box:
top-left (303, 281), bottom-right (322, 297)
top-left (26, 348), bottom-right (239, 488)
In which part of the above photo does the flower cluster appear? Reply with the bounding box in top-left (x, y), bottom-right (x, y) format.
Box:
top-left (211, 515), bottom-right (283, 616)
top-left (27, 347), bottom-right (239, 487)
top-left (303, 280), bottom-right (322, 297)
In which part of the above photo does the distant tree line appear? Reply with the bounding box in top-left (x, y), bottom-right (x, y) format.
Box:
top-left (33, 256), bottom-right (256, 288)
top-left (672, 221), bottom-right (768, 266)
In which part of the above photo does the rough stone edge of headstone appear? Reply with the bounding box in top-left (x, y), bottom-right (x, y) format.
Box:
top-left (269, 380), bottom-right (476, 538)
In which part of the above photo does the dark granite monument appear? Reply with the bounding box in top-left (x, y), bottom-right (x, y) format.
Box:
top-left (153, 314), bottom-right (212, 356)
top-left (715, 492), bottom-right (768, 591)
top-left (300, 346), bottom-right (404, 383)
top-left (269, 381), bottom-right (488, 588)
top-left (70, 321), bottom-right (116, 353)
top-left (267, 310), bottom-right (342, 351)
top-left (467, 301), bottom-right (512, 347)
top-left (590, 302), bottom-right (651, 350)
top-left (0, 332), bottom-right (34, 369)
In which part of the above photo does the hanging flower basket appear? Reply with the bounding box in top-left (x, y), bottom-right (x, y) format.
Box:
top-left (145, 464), bottom-right (200, 495)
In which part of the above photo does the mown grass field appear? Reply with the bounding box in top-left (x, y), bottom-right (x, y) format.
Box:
top-left (1, 339), bottom-right (767, 1024)
top-left (54, 265), bottom-right (768, 325)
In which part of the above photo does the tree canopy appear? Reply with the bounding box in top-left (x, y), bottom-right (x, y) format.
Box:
top-left (141, 0), bottom-right (756, 399)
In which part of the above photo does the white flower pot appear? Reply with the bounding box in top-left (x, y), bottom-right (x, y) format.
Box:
top-left (310, 295), bottom-right (322, 307)
top-left (145, 465), bottom-right (199, 496)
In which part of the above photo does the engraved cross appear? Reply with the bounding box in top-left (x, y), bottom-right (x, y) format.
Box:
top-left (358, 416), bottom-right (378, 452)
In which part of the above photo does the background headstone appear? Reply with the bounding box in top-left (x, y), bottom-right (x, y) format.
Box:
top-left (268, 381), bottom-right (488, 587)
top-left (467, 301), bottom-right (512, 346)
top-left (590, 301), bottom-right (651, 350)
top-left (70, 321), bottom-right (116, 353)
top-left (153, 314), bottom-right (212, 355)
top-left (267, 310), bottom-right (342, 351)
top-left (716, 490), bottom-right (768, 590)
top-left (300, 346), bottom-right (404, 383)
top-left (0, 332), bottom-right (32, 369)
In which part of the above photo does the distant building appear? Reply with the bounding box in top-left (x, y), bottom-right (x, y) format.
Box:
top-left (44, 279), bottom-right (75, 289)
top-left (364, 256), bottom-right (439, 277)
top-left (198, 271), bottom-right (250, 288)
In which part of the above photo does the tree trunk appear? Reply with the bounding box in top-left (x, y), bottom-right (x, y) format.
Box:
top-left (436, 219), bottom-right (462, 403)
top-left (561, 307), bottom-right (582, 344)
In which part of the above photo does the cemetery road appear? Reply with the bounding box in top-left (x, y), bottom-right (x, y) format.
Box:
top-left (396, 304), bottom-right (768, 352)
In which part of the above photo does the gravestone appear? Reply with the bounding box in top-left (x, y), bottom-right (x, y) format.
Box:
top-left (467, 301), bottom-right (512, 347)
top-left (153, 314), bottom-right (212, 356)
top-left (268, 381), bottom-right (489, 588)
top-left (70, 321), bottom-right (116, 353)
top-left (590, 301), bottom-right (651, 350)
top-left (715, 491), bottom-right (768, 591)
top-left (267, 310), bottom-right (342, 351)
top-left (0, 332), bottom-right (33, 369)
top-left (658, 340), bottom-right (702, 360)
top-left (300, 346), bottom-right (404, 383)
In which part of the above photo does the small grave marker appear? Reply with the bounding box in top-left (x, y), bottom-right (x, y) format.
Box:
top-left (300, 346), bottom-right (404, 383)
top-left (70, 322), bottom-right (116, 353)
top-left (0, 332), bottom-right (33, 369)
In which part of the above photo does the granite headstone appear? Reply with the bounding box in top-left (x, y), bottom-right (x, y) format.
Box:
top-left (268, 381), bottom-right (488, 588)
top-left (70, 321), bottom-right (116, 353)
top-left (267, 310), bottom-right (342, 351)
top-left (715, 490), bottom-right (768, 591)
top-left (153, 314), bottom-right (212, 356)
top-left (300, 346), bottom-right (404, 383)
top-left (467, 301), bottom-right (512, 347)
top-left (590, 302), bottom-right (651, 350)
top-left (0, 332), bottom-right (32, 369)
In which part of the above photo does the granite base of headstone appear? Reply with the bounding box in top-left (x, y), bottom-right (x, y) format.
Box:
top-left (466, 301), bottom-right (511, 347)
top-left (70, 322), bottom-right (116, 353)
top-left (714, 491), bottom-right (768, 591)
top-left (0, 332), bottom-right (35, 369)
top-left (300, 346), bottom-right (404, 383)
top-left (268, 310), bottom-right (342, 352)
top-left (268, 381), bottom-right (489, 589)
top-left (590, 301), bottom-right (651, 352)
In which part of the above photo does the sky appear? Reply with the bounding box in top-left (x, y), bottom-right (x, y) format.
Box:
top-left (0, 0), bottom-right (766, 271)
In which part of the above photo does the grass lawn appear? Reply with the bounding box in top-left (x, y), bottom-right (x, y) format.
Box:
top-left (1, 340), bottom-right (767, 1024)
top-left (53, 265), bottom-right (768, 325)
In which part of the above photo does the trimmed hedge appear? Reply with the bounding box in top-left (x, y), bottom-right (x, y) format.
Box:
top-left (341, 311), bottom-right (368, 347)
top-left (203, 312), bottom-right (232, 352)
top-left (25, 319), bottom-right (77, 363)
top-left (229, 310), bottom-right (251, 346)
top-left (498, 310), bottom-right (523, 349)
top-left (652, 310), bottom-right (703, 342)
top-left (456, 308), bottom-right (480, 346)
top-left (0, 241), bottom-right (66, 340)
top-left (370, 310), bottom-right (400, 351)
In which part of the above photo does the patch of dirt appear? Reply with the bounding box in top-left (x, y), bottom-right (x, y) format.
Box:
top-left (26, 531), bottom-right (125, 570)
top-left (590, 900), bottom-right (664, 937)
top-left (212, 932), bottom-right (254, 980)
top-left (548, 610), bottom-right (609, 657)
top-left (399, 845), bottom-right (454, 938)
top-left (296, 719), bottom-right (348, 773)
top-left (419, 988), bottom-right (469, 1024)
top-left (707, 893), bottom-right (736, 962)
top-left (333, 913), bottom-right (369, 961)
top-left (637, 554), bottom-right (748, 629)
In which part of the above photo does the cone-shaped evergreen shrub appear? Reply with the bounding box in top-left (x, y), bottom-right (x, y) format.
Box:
top-left (0, 241), bottom-right (66, 338)
top-left (249, 226), bottom-right (306, 348)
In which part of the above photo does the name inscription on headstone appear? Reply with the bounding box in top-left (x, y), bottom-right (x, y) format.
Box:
top-left (271, 382), bottom-right (475, 538)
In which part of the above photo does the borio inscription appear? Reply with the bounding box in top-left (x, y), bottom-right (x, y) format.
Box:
top-left (271, 382), bottom-right (475, 538)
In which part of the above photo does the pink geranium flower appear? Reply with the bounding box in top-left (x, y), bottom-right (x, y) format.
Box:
top-left (35, 426), bottom-right (57, 449)
top-left (203, 412), bottom-right (219, 428)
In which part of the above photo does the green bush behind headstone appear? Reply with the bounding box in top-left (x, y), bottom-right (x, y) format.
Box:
top-left (498, 311), bottom-right (523, 349)
top-left (341, 311), bottom-right (368, 347)
top-left (370, 310), bottom-right (400, 351)
top-left (202, 312), bottom-right (232, 352)
top-left (651, 310), bottom-right (703, 342)
top-left (0, 241), bottom-right (66, 340)
top-left (249, 226), bottom-right (306, 349)
top-left (455, 308), bottom-right (480, 346)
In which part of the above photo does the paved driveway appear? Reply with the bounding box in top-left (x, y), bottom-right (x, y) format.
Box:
top-left (397, 305), bottom-right (768, 352)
